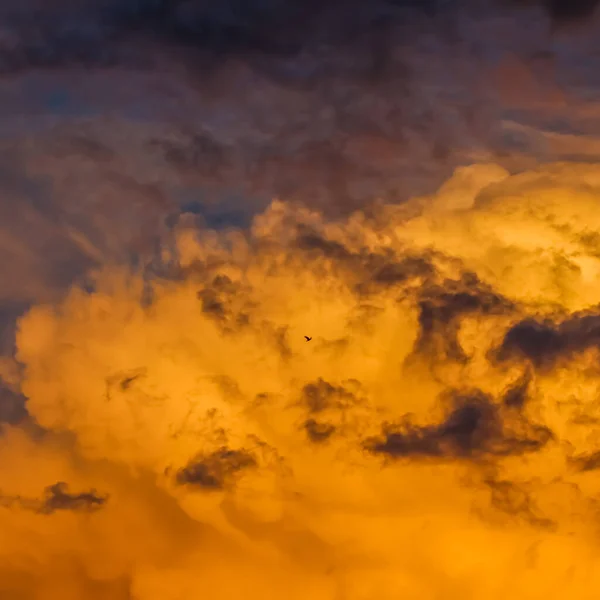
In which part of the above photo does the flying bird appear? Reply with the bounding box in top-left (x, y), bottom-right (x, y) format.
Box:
top-left (304, 336), bottom-right (312, 342)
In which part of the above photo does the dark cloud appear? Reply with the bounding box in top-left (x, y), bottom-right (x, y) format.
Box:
top-left (297, 379), bottom-right (360, 443)
top-left (119, 372), bottom-right (145, 392)
top-left (0, 0), bottom-right (587, 78)
top-left (195, 274), bottom-right (254, 331)
top-left (496, 319), bottom-right (566, 367)
top-left (0, 385), bottom-right (27, 425)
top-left (361, 253), bottom-right (436, 292)
top-left (151, 132), bottom-right (231, 181)
top-left (370, 256), bottom-right (434, 286)
top-left (295, 231), bottom-right (353, 263)
top-left (569, 450), bottom-right (600, 473)
top-left (103, 368), bottom-right (147, 401)
top-left (192, 274), bottom-right (293, 355)
top-left (197, 288), bottom-right (227, 320)
top-left (301, 378), bottom-right (357, 414)
top-left (365, 388), bottom-right (552, 461)
top-left (176, 447), bottom-right (257, 490)
top-left (49, 135), bottom-right (116, 163)
top-left (303, 418), bottom-right (336, 443)
top-left (414, 272), bottom-right (513, 362)
top-left (295, 233), bottom-right (515, 365)
top-left (39, 482), bottom-right (108, 514)
top-left (483, 476), bottom-right (555, 529)
top-left (496, 311), bottom-right (600, 369)
top-left (507, 0), bottom-right (600, 21)
top-left (0, 0), bottom-right (432, 76)
top-left (572, 451), bottom-right (600, 473)
top-left (501, 370), bottom-right (532, 409)
top-left (543, 0), bottom-right (600, 22)
top-left (295, 229), bottom-right (435, 292)
top-left (0, 482), bottom-right (108, 514)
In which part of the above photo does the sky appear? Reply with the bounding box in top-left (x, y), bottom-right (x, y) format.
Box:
top-left (5, 0), bottom-right (600, 598)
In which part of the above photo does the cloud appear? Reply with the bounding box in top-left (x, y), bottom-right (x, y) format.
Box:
top-left (0, 481), bottom-right (108, 514)
top-left (365, 388), bottom-right (553, 461)
top-left (176, 447), bottom-right (258, 490)
top-left (5, 1), bottom-right (600, 596)
top-left (413, 272), bottom-right (513, 363)
top-left (496, 311), bottom-right (600, 369)
top-left (0, 0), bottom-right (590, 79)
top-left (298, 378), bottom-right (362, 443)
top-left (542, 0), bottom-right (600, 22)
top-left (0, 0), bottom-right (434, 75)
top-left (5, 160), bottom-right (600, 597)
top-left (0, 0), bottom-right (599, 343)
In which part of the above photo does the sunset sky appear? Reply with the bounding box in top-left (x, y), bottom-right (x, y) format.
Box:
top-left (4, 1), bottom-right (600, 598)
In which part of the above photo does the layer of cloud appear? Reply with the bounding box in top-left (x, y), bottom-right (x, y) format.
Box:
top-left (3, 1), bottom-right (600, 597)
top-left (2, 161), bottom-right (600, 598)
top-left (0, 0), bottom-right (595, 76)
top-left (1, 0), bottom-right (600, 328)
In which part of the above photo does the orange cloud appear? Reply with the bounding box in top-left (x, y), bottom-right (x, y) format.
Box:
top-left (5, 161), bottom-right (600, 598)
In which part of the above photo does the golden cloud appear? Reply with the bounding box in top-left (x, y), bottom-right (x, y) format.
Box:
top-left (4, 162), bottom-right (600, 598)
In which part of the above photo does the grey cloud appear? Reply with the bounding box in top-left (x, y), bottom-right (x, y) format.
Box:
top-left (194, 274), bottom-right (256, 334)
top-left (483, 476), bottom-right (555, 530)
top-left (569, 450), bottom-right (600, 472)
top-left (176, 447), bottom-right (257, 490)
top-left (150, 132), bottom-right (231, 181)
top-left (413, 272), bottom-right (514, 363)
top-left (295, 228), bottom-right (435, 292)
top-left (303, 418), bottom-right (336, 443)
top-left (39, 482), bottom-right (108, 514)
top-left (0, 386), bottom-right (27, 425)
top-left (0, 0), bottom-right (591, 78)
top-left (0, 481), bottom-right (109, 514)
top-left (501, 370), bottom-right (532, 410)
top-left (0, 0), bottom-right (431, 77)
top-left (495, 310), bottom-right (600, 369)
top-left (289, 378), bottom-right (363, 444)
top-left (301, 378), bottom-right (358, 414)
top-left (365, 388), bottom-right (553, 461)
top-left (542, 0), bottom-right (600, 22)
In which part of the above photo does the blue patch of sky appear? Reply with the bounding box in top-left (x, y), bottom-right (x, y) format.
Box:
top-left (16, 76), bottom-right (98, 118)
top-left (168, 186), bottom-right (266, 230)
top-left (43, 88), bottom-right (97, 118)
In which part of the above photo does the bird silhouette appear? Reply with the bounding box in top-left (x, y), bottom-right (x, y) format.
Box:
top-left (304, 336), bottom-right (312, 342)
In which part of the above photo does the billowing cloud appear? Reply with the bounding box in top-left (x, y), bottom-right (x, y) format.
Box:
top-left (4, 1), bottom-right (600, 597)
top-left (2, 0), bottom-right (600, 346)
top-left (4, 161), bottom-right (600, 598)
